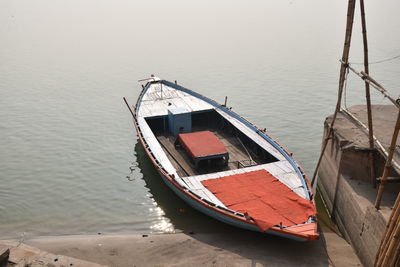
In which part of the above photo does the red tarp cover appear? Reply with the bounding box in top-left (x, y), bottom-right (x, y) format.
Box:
top-left (201, 169), bottom-right (316, 232)
top-left (177, 131), bottom-right (228, 159)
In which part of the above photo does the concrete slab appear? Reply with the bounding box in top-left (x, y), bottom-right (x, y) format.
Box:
top-left (322, 231), bottom-right (362, 267)
top-left (318, 105), bottom-right (399, 267)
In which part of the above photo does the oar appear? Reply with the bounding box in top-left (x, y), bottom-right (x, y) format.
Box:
top-left (123, 97), bottom-right (135, 119)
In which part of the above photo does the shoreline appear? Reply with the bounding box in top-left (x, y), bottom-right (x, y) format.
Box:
top-left (2, 229), bottom-right (362, 267)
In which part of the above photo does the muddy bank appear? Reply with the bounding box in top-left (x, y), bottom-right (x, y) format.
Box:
top-left (0, 228), bottom-right (363, 267)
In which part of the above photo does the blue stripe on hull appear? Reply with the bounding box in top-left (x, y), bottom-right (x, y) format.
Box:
top-left (136, 80), bottom-right (313, 241)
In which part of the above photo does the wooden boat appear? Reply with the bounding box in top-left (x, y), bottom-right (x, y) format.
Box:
top-left (129, 76), bottom-right (319, 241)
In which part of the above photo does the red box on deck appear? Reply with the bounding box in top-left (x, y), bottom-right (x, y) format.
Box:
top-left (176, 131), bottom-right (228, 160)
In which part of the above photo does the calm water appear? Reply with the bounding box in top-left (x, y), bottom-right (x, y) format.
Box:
top-left (1, 0), bottom-right (399, 239)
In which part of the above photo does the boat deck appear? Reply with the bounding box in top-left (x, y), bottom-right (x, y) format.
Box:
top-left (173, 160), bottom-right (307, 207)
top-left (156, 128), bottom-right (261, 178)
top-left (134, 79), bottom-right (317, 240)
top-left (155, 127), bottom-right (309, 201)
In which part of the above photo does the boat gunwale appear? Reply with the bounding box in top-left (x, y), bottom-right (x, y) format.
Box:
top-left (137, 80), bottom-right (313, 199)
top-left (133, 80), bottom-right (318, 241)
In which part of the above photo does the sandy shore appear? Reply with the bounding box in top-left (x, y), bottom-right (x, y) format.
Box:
top-left (3, 228), bottom-right (361, 267)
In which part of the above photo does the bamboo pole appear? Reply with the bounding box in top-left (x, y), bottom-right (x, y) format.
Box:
top-left (375, 109), bottom-right (400, 209)
top-left (375, 193), bottom-right (400, 266)
top-left (361, 71), bottom-right (400, 108)
top-left (311, 0), bottom-right (357, 188)
top-left (389, 239), bottom-right (400, 266)
top-left (381, 219), bottom-right (400, 266)
top-left (359, 0), bottom-right (376, 187)
top-left (344, 62), bottom-right (400, 108)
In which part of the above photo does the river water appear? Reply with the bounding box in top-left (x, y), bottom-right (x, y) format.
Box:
top-left (1, 0), bottom-right (399, 239)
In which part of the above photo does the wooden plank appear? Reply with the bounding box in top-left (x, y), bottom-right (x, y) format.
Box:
top-left (262, 163), bottom-right (286, 175)
top-left (293, 187), bottom-right (307, 199)
top-left (201, 189), bottom-right (226, 207)
top-left (275, 173), bottom-right (303, 188)
top-left (137, 119), bottom-right (178, 177)
top-left (230, 169), bottom-right (244, 175)
top-left (138, 105), bottom-right (152, 117)
top-left (186, 176), bottom-right (205, 189)
top-left (278, 161), bottom-right (295, 173)
top-left (180, 177), bottom-right (227, 207)
top-left (215, 109), bottom-right (285, 161)
top-left (181, 95), bottom-right (213, 112)
top-left (139, 84), bottom-right (213, 118)
top-left (196, 173), bottom-right (221, 182)
top-left (191, 189), bottom-right (211, 201)
top-left (193, 161), bottom-right (306, 199)
top-left (182, 177), bottom-right (195, 188)
top-left (157, 136), bottom-right (196, 177)
top-left (175, 177), bottom-right (189, 188)
top-left (231, 168), bottom-right (246, 175)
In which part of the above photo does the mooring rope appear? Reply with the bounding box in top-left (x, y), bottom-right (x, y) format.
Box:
top-left (349, 54), bottom-right (400, 65)
top-left (343, 65), bottom-right (350, 109)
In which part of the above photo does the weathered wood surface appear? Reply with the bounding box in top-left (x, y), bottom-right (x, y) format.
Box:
top-left (138, 83), bottom-right (213, 118)
top-left (215, 109), bottom-right (285, 161)
top-left (158, 131), bottom-right (307, 200)
top-left (177, 161), bottom-right (306, 199)
top-left (136, 81), bottom-right (309, 208)
top-left (213, 131), bottom-right (256, 167)
top-left (157, 135), bottom-right (196, 177)
top-left (137, 117), bottom-right (178, 178)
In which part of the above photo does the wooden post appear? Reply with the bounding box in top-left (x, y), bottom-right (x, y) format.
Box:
top-left (375, 108), bottom-right (400, 209)
top-left (390, 239), bottom-right (400, 266)
top-left (311, 0), bottom-right (357, 188)
top-left (375, 193), bottom-right (400, 266)
top-left (381, 219), bottom-right (400, 266)
top-left (359, 0), bottom-right (376, 187)
top-left (123, 97), bottom-right (136, 119)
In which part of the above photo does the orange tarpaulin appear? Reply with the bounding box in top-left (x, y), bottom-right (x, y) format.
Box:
top-left (201, 169), bottom-right (316, 232)
top-left (177, 131), bottom-right (228, 159)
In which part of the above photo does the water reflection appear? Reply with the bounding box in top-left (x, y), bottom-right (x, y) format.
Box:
top-left (134, 141), bottom-right (338, 238)
top-left (134, 142), bottom-right (237, 234)
top-left (150, 206), bottom-right (174, 233)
